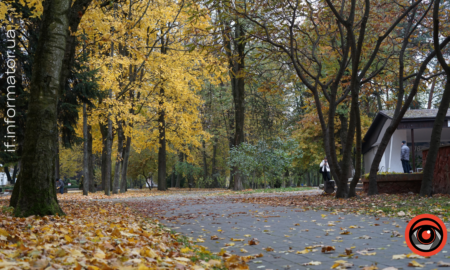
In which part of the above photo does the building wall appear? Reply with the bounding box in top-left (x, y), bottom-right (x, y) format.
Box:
top-left (387, 129), bottom-right (407, 172)
top-left (363, 120), bottom-right (407, 173)
top-left (0, 173), bottom-right (8, 185)
top-left (364, 147), bottom-right (376, 173)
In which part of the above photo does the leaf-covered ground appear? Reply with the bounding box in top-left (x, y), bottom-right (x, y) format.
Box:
top-left (214, 187), bottom-right (314, 195)
top-left (235, 192), bottom-right (450, 220)
top-left (63, 189), bottom-right (229, 200)
top-left (1, 189), bottom-right (449, 269)
top-left (0, 193), bottom-right (250, 270)
top-left (122, 190), bottom-right (450, 270)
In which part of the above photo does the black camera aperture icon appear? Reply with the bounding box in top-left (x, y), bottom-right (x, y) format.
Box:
top-left (406, 214), bottom-right (447, 256)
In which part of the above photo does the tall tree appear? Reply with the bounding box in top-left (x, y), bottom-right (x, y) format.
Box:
top-left (232, 0), bottom-right (423, 197)
top-left (157, 39), bottom-right (167, 191)
top-left (82, 103), bottom-right (89, 196)
top-left (11, 0), bottom-right (70, 216)
top-left (420, 0), bottom-right (450, 196)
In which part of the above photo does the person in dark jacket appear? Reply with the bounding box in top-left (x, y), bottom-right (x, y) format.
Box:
top-left (401, 141), bottom-right (411, 173)
top-left (56, 179), bottom-right (63, 194)
top-left (320, 157), bottom-right (331, 182)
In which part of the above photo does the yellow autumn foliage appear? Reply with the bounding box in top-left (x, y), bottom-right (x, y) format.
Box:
top-left (75, 0), bottom-right (226, 157)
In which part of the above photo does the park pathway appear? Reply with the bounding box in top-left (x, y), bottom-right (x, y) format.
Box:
top-left (118, 191), bottom-right (450, 270)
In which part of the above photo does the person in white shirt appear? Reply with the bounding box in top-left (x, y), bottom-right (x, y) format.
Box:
top-left (319, 157), bottom-right (331, 182)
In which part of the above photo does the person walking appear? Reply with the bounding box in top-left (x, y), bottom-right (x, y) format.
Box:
top-left (319, 157), bottom-right (331, 182)
top-left (401, 141), bottom-right (411, 173)
top-left (57, 178), bottom-right (65, 194)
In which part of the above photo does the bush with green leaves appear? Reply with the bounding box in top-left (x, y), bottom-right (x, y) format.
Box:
top-left (228, 138), bottom-right (302, 188)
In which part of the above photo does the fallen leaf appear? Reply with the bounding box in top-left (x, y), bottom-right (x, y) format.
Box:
top-left (303, 261), bottom-right (321, 266)
top-left (248, 238), bottom-right (260, 245)
top-left (407, 260), bottom-right (424, 267)
top-left (321, 246), bottom-right (335, 253)
top-left (392, 254), bottom-right (406, 260)
top-left (437, 261), bottom-right (450, 267)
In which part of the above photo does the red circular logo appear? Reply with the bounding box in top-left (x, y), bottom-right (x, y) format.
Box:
top-left (405, 214), bottom-right (447, 256)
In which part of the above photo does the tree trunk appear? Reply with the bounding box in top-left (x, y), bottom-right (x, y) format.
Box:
top-left (11, 0), bottom-right (70, 217)
top-left (82, 103), bottom-right (89, 196)
top-left (4, 167), bottom-right (12, 184)
top-left (113, 121), bottom-right (123, 194)
top-left (157, 41), bottom-right (167, 191)
top-left (232, 22), bottom-right (246, 191)
top-left (421, 80), bottom-right (450, 196)
top-left (9, 175), bottom-right (20, 207)
top-left (202, 140), bottom-right (208, 187)
top-left (427, 63), bottom-right (440, 110)
top-left (349, 106), bottom-right (362, 198)
top-left (338, 113), bottom-right (354, 181)
top-left (88, 124), bottom-right (95, 193)
top-left (55, 136), bottom-right (60, 181)
top-left (176, 151), bottom-right (183, 188)
top-left (421, 0), bottom-right (450, 196)
top-left (189, 167), bottom-right (194, 188)
top-left (157, 87), bottom-right (167, 191)
top-left (211, 136), bottom-right (218, 188)
top-left (287, 169), bottom-right (291, 187)
top-left (171, 165), bottom-right (175, 188)
top-left (105, 116), bottom-right (113, 195)
top-left (97, 123), bottom-right (106, 191)
top-left (120, 135), bottom-right (131, 193)
top-left (427, 75), bottom-right (438, 109)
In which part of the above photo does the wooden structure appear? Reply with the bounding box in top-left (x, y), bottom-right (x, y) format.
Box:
top-left (362, 174), bottom-right (422, 194)
top-left (422, 145), bottom-right (450, 194)
top-left (363, 109), bottom-right (450, 173)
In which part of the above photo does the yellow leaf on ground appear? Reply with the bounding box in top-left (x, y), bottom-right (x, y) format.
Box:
top-left (406, 253), bottom-right (424, 259)
top-left (408, 260), bottom-right (424, 267)
top-left (231, 238), bottom-right (245, 242)
top-left (64, 235), bottom-right (73, 243)
top-left (0, 228), bottom-right (9, 236)
top-left (175, 257), bottom-right (191, 262)
top-left (208, 260), bottom-right (222, 267)
top-left (93, 249), bottom-right (105, 259)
